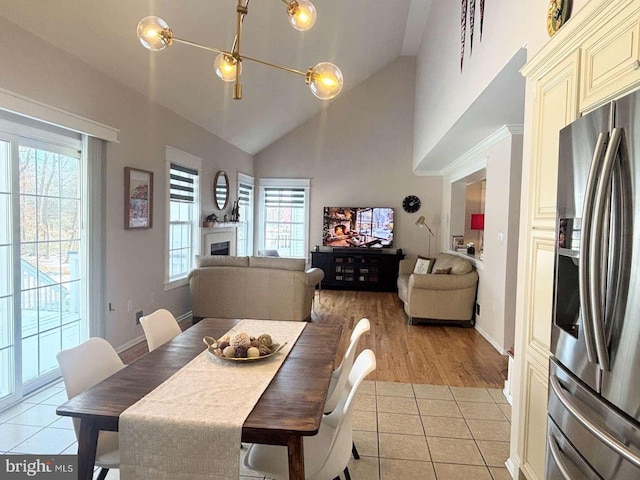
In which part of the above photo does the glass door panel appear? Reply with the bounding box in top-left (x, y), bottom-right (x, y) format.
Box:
top-left (0, 139), bottom-right (15, 406)
top-left (18, 143), bottom-right (83, 388)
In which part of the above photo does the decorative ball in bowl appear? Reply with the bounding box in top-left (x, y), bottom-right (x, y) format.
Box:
top-left (203, 332), bottom-right (286, 362)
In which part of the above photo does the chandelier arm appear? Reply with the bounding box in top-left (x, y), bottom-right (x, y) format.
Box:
top-left (240, 54), bottom-right (307, 76)
top-left (172, 37), bottom-right (230, 56)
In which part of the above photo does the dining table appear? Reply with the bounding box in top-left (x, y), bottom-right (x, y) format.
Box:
top-left (56, 318), bottom-right (343, 480)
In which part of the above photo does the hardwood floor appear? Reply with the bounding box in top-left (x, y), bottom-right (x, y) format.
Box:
top-left (311, 290), bottom-right (507, 387)
top-left (120, 289), bottom-right (508, 388)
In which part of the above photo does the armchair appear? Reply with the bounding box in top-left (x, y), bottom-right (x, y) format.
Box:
top-left (397, 253), bottom-right (478, 326)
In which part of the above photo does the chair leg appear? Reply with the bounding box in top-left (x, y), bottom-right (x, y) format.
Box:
top-left (352, 441), bottom-right (360, 459)
top-left (96, 468), bottom-right (109, 480)
top-left (344, 466), bottom-right (351, 480)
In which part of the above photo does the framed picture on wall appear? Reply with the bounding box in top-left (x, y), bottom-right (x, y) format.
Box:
top-left (124, 167), bottom-right (154, 229)
top-left (451, 235), bottom-right (464, 250)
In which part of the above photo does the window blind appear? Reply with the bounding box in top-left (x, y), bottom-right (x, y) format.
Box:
top-left (170, 163), bottom-right (198, 203)
top-left (264, 187), bottom-right (306, 207)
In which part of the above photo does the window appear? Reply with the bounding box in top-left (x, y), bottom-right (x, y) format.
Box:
top-left (236, 173), bottom-right (254, 256)
top-left (165, 147), bottom-right (201, 288)
top-left (258, 178), bottom-right (310, 259)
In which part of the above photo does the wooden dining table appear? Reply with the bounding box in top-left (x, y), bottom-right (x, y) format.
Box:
top-left (56, 318), bottom-right (343, 480)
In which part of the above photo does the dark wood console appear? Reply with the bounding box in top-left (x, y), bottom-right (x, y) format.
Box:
top-left (311, 249), bottom-right (405, 292)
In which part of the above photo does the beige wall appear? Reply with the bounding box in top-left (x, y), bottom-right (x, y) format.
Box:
top-left (0, 17), bottom-right (254, 349)
top-left (255, 57), bottom-right (443, 260)
top-left (414, 0), bottom-right (590, 169)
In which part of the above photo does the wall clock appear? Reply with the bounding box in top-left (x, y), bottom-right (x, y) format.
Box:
top-left (402, 195), bottom-right (421, 213)
top-left (547, 0), bottom-right (570, 37)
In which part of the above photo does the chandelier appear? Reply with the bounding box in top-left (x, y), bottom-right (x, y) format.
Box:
top-left (136, 0), bottom-right (344, 100)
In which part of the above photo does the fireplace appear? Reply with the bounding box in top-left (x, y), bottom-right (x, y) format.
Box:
top-left (211, 241), bottom-right (230, 256)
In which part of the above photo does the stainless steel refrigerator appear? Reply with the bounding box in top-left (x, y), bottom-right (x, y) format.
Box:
top-left (548, 90), bottom-right (640, 479)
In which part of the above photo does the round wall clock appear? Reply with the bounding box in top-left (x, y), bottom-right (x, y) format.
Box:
top-left (547, 0), bottom-right (570, 37)
top-left (402, 195), bottom-right (421, 213)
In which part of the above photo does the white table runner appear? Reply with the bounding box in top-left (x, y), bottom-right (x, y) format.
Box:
top-left (119, 320), bottom-right (306, 480)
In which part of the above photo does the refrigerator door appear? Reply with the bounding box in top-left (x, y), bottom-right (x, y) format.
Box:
top-left (601, 90), bottom-right (640, 423)
top-left (548, 358), bottom-right (640, 480)
top-left (553, 102), bottom-right (610, 391)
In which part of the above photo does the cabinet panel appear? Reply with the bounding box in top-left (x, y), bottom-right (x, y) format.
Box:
top-left (521, 361), bottom-right (549, 480)
top-left (530, 52), bottom-right (580, 227)
top-left (580, 7), bottom-right (640, 111)
top-left (526, 230), bottom-right (555, 356)
top-left (310, 251), bottom-right (403, 292)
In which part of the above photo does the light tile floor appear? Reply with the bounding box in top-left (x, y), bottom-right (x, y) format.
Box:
top-left (0, 380), bottom-right (512, 480)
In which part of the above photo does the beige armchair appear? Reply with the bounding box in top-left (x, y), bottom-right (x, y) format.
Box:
top-left (397, 253), bottom-right (478, 326)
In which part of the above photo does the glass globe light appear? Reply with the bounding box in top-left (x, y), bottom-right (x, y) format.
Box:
top-left (287, 0), bottom-right (317, 32)
top-left (214, 54), bottom-right (241, 82)
top-left (308, 62), bottom-right (343, 100)
top-left (137, 16), bottom-right (173, 51)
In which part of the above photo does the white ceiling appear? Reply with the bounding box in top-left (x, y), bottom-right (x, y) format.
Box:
top-left (0, 0), bottom-right (429, 155)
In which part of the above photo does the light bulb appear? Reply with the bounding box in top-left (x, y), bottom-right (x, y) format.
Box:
top-left (287, 0), bottom-right (317, 31)
top-left (214, 54), bottom-right (241, 82)
top-left (136, 16), bottom-right (173, 51)
top-left (308, 62), bottom-right (343, 100)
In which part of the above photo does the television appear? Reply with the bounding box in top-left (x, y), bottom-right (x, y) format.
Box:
top-left (322, 207), bottom-right (394, 248)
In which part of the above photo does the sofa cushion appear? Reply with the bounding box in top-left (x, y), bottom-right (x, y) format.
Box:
top-left (432, 253), bottom-right (472, 275)
top-left (249, 256), bottom-right (306, 271)
top-left (433, 267), bottom-right (452, 274)
top-left (195, 255), bottom-right (249, 267)
top-left (413, 256), bottom-right (435, 275)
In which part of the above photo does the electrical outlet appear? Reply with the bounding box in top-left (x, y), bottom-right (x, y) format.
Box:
top-left (135, 311), bottom-right (143, 325)
top-left (476, 303), bottom-right (481, 316)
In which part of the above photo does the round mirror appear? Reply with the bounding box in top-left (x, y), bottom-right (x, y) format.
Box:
top-left (214, 171), bottom-right (229, 210)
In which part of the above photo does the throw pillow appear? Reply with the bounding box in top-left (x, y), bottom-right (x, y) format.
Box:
top-left (413, 256), bottom-right (435, 275)
top-left (434, 267), bottom-right (452, 275)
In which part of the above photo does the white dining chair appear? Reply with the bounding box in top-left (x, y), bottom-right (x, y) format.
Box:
top-left (57, 338), bottom-right (125, 480)
top-left (324, 317), bottom-right (370, 461)
top-left (139, 308), bottom-right (182, 352)
top-left (243, 349), bottom-right (376, 480)
top-left (325, 318), bottom-right (370, 414)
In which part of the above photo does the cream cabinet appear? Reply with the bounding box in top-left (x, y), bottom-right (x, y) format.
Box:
top-left (580, 0), bottom-right (640, 112)
top-left (513, 1), bottom-right (640, 479)
top-left (529, 51), bottom-right (580, 228)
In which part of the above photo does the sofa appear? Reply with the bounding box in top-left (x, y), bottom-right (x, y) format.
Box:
top-left (397, 253), bottom-right (479, 326)
top-left (188, 255), bottom-right (324, 322)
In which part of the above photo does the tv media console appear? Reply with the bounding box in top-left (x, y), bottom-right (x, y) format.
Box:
top-left (310, 249), bottom-right (405, 292)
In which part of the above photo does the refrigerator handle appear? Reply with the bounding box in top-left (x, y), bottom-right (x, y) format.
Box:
top-left (550, 374), bottom-right (640, 468)
top-left (579, 131), bottom-right (608, 364)
top-left (589, 128), bottom-right (622, 372)
top-left (548, 433), bottom-right (579, 480)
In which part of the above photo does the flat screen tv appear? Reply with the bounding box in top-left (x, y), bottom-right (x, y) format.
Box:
top-left (322, 207), bottom-right (394, 248)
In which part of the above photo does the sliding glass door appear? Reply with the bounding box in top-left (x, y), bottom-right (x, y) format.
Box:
top-left (0, 125), bottom-right (87, 410)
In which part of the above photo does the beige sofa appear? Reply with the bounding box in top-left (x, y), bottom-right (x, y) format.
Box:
top-left (397, 253), bottom-right (479, 326)
top-left (188, 255), bottom-right (324, 322)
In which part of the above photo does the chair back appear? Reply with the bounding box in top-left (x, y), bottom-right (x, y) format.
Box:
top-left (139, 308), bottom-right (182, 352)
top-left (56, 337), bottom-right (125, 438)
top-left (324, 317), bottom-right (370, 413)
top-left (315, 349), bottom-right (376, 479)
top-left (257, 249), bottom-right (280, 257)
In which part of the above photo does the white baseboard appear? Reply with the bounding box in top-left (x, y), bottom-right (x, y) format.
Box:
top-left (474, 323), bottom-right (508, 355)
top-left (505, 456), bottom-right (519, 478)
top-left (115, 311), bottom-right (193, 354)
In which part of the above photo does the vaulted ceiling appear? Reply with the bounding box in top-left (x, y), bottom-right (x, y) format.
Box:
top-left (0, 0), bottom-right (431, 154)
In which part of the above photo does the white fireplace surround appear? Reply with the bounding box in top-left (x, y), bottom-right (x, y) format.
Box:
top-left (201, 223), bottom-right (238, 257)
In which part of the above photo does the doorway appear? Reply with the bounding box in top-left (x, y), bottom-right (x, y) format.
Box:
top-left (0, 125), bottom-right (88, 410)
